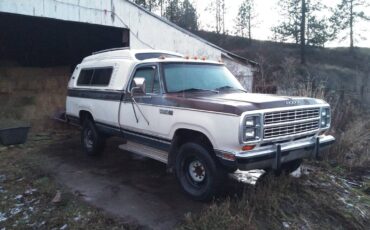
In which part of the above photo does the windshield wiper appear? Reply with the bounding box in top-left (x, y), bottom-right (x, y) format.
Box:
top-left (174, 88), bottom-right (219, 93)
top-left (216, 86), bottom-right (248, 93)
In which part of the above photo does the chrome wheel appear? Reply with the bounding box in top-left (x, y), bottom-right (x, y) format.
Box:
top-left (188, 160), bottom-right (206, 182)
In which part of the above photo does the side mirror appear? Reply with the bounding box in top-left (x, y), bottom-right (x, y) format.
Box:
top-left (131, 78), bottom-right (146, 97)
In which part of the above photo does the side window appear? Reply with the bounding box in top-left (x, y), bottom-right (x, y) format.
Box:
top-left (131, 66), bottom-right (160, 94)
top-left (77, 67), bottom-right (113, 86)
top-left (91, 68), bottom-right (113, 86)
top-left (77, 69), bottom-right (94, 85)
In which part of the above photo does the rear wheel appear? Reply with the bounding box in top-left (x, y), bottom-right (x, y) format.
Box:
top-left (175, 142), bottom-right (227, 201)
top-left (81, 119), bottom-right (105, 156)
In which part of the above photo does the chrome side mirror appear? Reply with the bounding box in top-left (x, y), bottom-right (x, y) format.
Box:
top-left (131, 78), bottom-right (146, 97)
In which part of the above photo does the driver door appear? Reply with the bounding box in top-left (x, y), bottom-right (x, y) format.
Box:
top-left (119, 64), bottom-right (162, 136)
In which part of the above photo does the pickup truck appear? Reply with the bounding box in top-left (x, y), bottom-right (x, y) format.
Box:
top-left (66, 48), bottom-right (335, 200)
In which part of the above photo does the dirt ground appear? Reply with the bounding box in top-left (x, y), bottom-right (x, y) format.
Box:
top-left (0, 130), bottom-right (249, 229)
top-left (1, 130), bottom-right (369, 230)
top-left (39, 133), bottom-right (206, 229)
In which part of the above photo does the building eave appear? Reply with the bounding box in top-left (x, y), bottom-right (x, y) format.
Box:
top-left (124, 0), bottom-right (258, 66)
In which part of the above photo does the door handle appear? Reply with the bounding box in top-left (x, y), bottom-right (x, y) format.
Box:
top-left (160, 109), bottom-right (173, 116)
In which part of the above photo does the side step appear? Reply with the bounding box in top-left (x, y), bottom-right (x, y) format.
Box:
top-left (118, 141), bottom-right (168, 164)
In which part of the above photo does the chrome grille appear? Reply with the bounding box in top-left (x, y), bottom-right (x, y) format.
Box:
top-left (264, 120), bottom-right (320, 139)
top-left (264, 108), bottom-right (320, 125)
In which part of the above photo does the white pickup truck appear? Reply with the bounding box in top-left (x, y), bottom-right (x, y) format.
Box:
top-left (66, 48), bottom-right (335, 200)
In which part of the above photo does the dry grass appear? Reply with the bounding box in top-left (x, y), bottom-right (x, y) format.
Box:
top-left (0, 66), bottom-right (70, 131)
top-left (176, 52), bottom-right (370, 230)
top-left (260, 57), bottom-right (370, 169)
top-left (328, 119), bottom-right (370, 168)
top-left (179, 167), bottom-right (370, 230)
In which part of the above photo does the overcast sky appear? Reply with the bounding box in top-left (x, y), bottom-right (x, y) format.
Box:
top-left (191, 0), bottom-right (370, 48)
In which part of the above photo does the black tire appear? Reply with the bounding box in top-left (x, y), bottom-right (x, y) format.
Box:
top-left (175, 142), bottom-right (227, 201)
top-left (81, 119), bottom-right (105, 156)
top-left (282, 159), bottom-right (302, 174)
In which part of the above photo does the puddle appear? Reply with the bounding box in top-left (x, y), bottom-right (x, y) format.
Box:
top-left (0, 212), bottom-right (7, 222)
top-left (231, 170), bottom-right (264, 185)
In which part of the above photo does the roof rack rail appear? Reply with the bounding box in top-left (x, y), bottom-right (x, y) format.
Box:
top-left (92, 47), bottom-right (130, 55)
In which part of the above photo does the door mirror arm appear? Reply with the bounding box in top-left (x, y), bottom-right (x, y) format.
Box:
top-left (129, 78), bottom-right (149, 125)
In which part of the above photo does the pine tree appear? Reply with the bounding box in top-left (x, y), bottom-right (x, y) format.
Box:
top-left (273, 0), bottom-right (334, 47)
top-left (208, 0), bottom-right (226, 34)
top-left (332, 0), bottom-right (370, 50)
top-left (235, 0), bottom-right (256, 41)
top-left (164, 0), bottom-right (182, 24)
top-left (273, 0), bottom-right (337, 63)
top-left (131, 0), bottom-right (159, 12)
top-left (178, 0), bottom-right (198, 31)
top-left (163, 0), bottom-right (198, 31)
top-left (272, 0), bottom-right (301, 44)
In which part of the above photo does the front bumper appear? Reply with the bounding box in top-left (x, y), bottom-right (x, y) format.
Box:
top-left (218, 135), bottom-right (335, 171)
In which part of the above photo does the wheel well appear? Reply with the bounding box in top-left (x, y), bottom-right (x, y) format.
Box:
top-left (79, 110), bottom-right (93, 124)
top-left (168, 129), bottom-right (215, 170)
top-left (174, 129), bottom-right (213, 150)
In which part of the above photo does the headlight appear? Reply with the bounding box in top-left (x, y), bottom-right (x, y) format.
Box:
top-left (245, 128), bottom-right (255, 138)
top-left (245, 117), bottom-right (255, 127)
top-left (242, 115), bottom-right (261, 142)
top-left (320, 107), bottom-right (331, 128)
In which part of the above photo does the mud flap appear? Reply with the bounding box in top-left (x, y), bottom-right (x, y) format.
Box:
top-left (314, 137), bottom-right (321, 160)
top-left (273, 144), bottom-right (282, 170)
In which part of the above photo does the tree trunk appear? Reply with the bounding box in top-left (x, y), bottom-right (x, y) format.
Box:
top-left (248, 13), bottom-right (252, 42)
top-left (350, 0), bottom-right (354, 50)
top-left (160, 0), bottom-right (163, 16)
top-left (222, 0), bottom-right (226, 34)
top-left (300, 0), bottom-right (306, 64)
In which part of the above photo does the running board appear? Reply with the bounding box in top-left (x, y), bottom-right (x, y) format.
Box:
top-left (118, 141), bottom-right (168, 164)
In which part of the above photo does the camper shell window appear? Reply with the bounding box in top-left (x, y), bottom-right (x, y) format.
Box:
top-left (77, 67), bottom-right (113, 86)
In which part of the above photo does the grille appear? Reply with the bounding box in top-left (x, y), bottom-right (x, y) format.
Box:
top-left (264, 120), bottom-right (320, 139)
top-left (264, 108), bottom-right (320, 125)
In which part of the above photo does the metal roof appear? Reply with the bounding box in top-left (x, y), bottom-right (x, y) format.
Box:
top-left (124, 0), bottom-right (258, 66)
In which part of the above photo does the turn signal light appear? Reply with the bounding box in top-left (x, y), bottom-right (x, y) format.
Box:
top-left (194, 56), bottom-right (198, 60)
top-left (222, 153), bottom-right (236, 161)
top-left (242, 145), bottom-right (255, 151)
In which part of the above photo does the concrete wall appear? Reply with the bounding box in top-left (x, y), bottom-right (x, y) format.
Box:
top-left (0, 0), bottom-right (221, 60)
top-left (223, 57), bottom-right (254, 91)
top-left (0, 0), bottom-right (254, 90)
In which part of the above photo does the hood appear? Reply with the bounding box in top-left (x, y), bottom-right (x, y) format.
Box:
top-left (160, 92), bottom-right (327, 116)
top-left (207, 93), bottom-right (324, 109)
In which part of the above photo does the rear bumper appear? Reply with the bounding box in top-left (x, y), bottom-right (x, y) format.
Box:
top-left (217, 135), bottom-right (335, 171)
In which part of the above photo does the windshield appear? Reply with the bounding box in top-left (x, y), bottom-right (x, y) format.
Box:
top-left (162, 63), bottom-right (245, 93)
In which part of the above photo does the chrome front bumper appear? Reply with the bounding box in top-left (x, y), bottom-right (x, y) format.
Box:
top-left (235, 135), bottom-right (335, 171)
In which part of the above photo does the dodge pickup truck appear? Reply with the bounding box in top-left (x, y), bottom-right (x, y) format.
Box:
top-left (66, 48), bottom-right (335, 200)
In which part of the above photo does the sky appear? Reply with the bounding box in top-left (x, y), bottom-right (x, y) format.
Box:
top-left (191, 0), bottom-right (370, 48)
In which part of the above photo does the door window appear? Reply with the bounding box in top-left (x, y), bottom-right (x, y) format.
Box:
top-left (131, 66), bottom-right (160, 94)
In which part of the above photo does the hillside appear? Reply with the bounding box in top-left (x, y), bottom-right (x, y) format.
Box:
top-left (194, 30), bottom-right (370, 108)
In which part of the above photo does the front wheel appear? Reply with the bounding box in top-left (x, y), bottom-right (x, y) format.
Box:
top-left (81, 119), bottom-right (105, 156)
top-left (175, 142), bottom-right (227, 201)
top-left (282, 159), bottom-right (302, 174)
